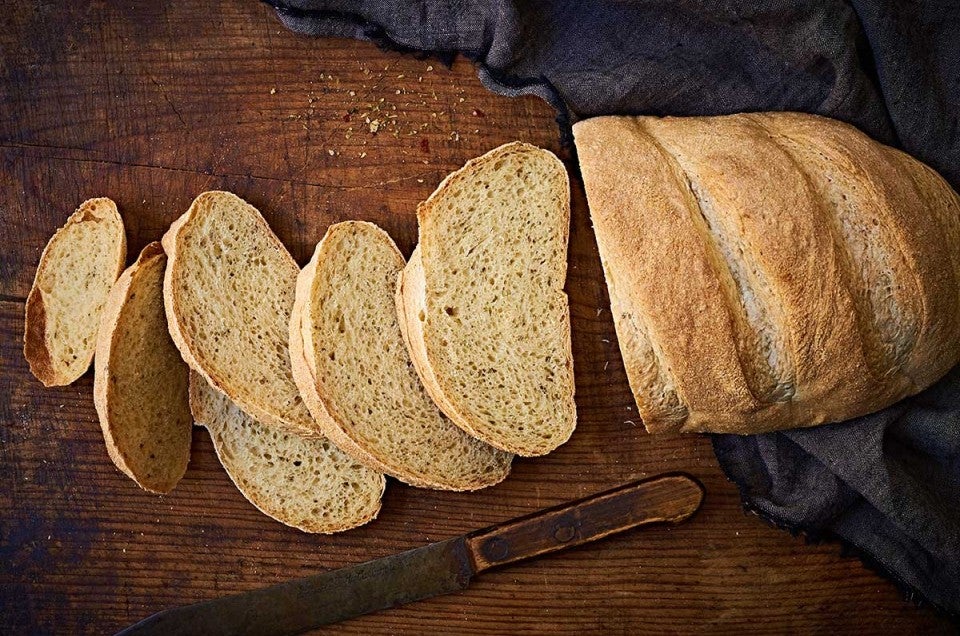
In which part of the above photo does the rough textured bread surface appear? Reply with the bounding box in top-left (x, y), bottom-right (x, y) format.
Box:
top-left (573, 113), bottom-right (960, 434)
top-left (290, 221), bottom-right (512, 490)
top-left (93, 242), bottom-right (191, 494)
top-left (162, 191), bottom-right (318, 437)
top-left (190, 373), bottom-right (385, 533)
top-left (397, 142), bottom-right (576, 456)
top-left (25, 197), bottom-right (126, 386)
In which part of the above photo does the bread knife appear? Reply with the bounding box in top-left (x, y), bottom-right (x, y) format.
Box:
top-left (116, 473), bottom-right (704, 636)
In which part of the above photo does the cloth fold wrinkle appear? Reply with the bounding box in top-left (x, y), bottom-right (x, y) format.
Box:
top-left (267, 0), bottom-right (960, 618)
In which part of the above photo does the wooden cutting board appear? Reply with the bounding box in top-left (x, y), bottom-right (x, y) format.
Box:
top-left (0, 2), bottom-right (950, 633)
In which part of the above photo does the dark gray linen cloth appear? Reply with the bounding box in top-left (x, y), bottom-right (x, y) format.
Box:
top-left (264, 0), bottom-right (960, 617)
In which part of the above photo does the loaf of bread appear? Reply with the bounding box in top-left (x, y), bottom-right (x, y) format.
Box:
top-left (397, 142), bottom-right (576, 456)
top-left (94, 242), bottom-right (192, 493)
top-left (573, 112), bottom-right (960, 434)
top-left (162, 191), bottom-right (319, 438)
top-left (190, 373), bottom-right (385, 533)
top-left (290, 221), bottom-right (512, 490)
top-left (25, 198), bottom-right (126, 386)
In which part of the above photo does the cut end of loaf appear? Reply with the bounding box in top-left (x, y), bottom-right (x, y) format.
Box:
top-left (25, 197), bottom-right (126, 387)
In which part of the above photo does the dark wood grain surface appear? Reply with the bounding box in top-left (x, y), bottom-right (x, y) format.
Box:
top-left (0, 2), bottom-right (951, 634)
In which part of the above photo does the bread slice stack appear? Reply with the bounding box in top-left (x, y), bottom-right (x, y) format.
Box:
top-left (290, 221), bottom-right (513, 491)
top-left (24, 141), bottom-right (577, 532)
top-left (397, 142), bottom-right (576, 456)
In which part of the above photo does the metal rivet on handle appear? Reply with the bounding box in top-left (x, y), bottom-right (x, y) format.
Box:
top-left (482, 537), bottom-right (510, 561)
top-left (553, 521), bottom-right (576, 543)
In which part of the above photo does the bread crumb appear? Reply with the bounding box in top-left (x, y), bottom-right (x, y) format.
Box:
top-left (426, 65), bottom-right (434, 71)
top-left (327, 149), bottom-right (335, 156)
top-left (270, 88), bottom-right (276, 95)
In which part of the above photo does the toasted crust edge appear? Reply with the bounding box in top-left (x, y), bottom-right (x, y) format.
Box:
top-left (25, 197), bottom-right (127, 386)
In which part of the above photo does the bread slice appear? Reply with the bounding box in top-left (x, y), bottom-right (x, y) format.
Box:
top-left (25, 197), bottom-right (126, 386)
top-left (93, 242), bottom-right (191, 494)
top-left (189, 372), bottom-right (385, 533)
top-left (290, 221), bottom-right (512, 490)
top-left (162, 191), bottom-right (318, 438)
top-left (397, 142), bottom-right (576, 456)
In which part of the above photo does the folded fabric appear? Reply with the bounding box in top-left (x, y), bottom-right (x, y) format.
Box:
top-left (713, 366), bottom-right (960, 615)
top-left (266, 0), bottom-right (960, 617)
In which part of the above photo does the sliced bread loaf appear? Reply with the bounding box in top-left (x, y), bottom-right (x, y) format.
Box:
top-left (572, 113), bottom-right (960, 433)
top-left (94, 242), bottom-right (191, 494)
top-left (25, 197), bottom-right (126, 386)
top-left (290, 221), bottom-right (512, 490)
top-left (397, 142), bottom-right (576, 456)
top-left (189, 372), bottom-right (385, 533)
top-left (162, 191), bottom-right (318, 438)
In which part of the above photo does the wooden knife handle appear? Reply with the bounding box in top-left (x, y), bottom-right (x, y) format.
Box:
top-left (464, 473), bottom-right (704, 572)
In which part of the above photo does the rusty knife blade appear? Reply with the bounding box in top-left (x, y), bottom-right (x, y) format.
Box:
top-left (116, 537), bottom-right (474, 636)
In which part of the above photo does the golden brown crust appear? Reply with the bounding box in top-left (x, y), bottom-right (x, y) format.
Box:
top-left (23, 287), bottom-right (53, 384)
top-left (757, 113), bottom-right (959, 393)
top-left (93, 242), bottom-right (190, 494)
top-left (24, 197), bottom-right (126, 386)
top-left (574, 113), bottom-right (960, 434)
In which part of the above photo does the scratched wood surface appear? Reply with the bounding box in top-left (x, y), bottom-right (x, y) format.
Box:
top-left (0, 2), bottom-right (951, 634)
